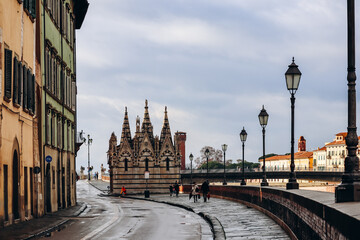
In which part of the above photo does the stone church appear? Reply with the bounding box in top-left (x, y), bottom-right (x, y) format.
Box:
top-left (107, 100), bottom-right (186, 194)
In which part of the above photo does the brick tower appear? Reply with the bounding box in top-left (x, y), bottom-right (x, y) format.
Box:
top-left (298, 136), bottom-right (306, 152)
top-left (175, 132), bottom-right (187, 170)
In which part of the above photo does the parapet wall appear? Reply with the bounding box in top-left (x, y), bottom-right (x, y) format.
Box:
top-left (182, 185), bottom-right (359, 240)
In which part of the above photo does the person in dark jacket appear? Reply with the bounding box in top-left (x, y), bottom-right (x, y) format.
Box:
top-left (174, 181), bottom-right (180, 197)
top-left (169, 184), bottom-right (173, 197)
top-left (201, 180), bottom-right (210, 202)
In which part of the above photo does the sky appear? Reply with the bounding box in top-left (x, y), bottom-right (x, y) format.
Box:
top-left (75, 0), bottom-right (360, 173)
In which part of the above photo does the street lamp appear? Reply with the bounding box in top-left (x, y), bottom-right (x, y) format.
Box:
top-left (240, 127), bottom-right (247, 185)
top-left (285, 57), bottom-right (301, 190)
top-left (258, 105), bottom-right (269, 186)
top-left (222, 144), bottom-right (228, 185)
top-left (189, 153), bottom-right (194, 184)
top-left (84, 134), bottom-right (93, 181)
top-left (205, 148), bottom-right (210, 179)
top-left (335, 0), bottom-right (360, 202)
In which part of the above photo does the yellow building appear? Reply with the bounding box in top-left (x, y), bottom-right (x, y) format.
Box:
top-left (0, 0), bottom-right (38, 226)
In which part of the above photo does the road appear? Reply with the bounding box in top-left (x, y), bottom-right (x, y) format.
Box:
top-left (46, 181), bottom-right (212, 239)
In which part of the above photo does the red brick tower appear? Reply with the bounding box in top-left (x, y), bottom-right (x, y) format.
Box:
top-left (298, 136), bottom-right (306, 152)
top-left (175, 132), bottom-right (187, 170)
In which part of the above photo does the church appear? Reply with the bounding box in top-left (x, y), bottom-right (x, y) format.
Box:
top-left (107, 100), bottom-right (186, 194)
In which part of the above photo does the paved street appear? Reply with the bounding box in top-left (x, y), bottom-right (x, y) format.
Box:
top-left (90, 180), bottom-right (290, 239)
top-left (45, 180), bottom-right (212, 240)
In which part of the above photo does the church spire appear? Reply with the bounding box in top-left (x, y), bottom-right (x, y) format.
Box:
top-left (141, 99), bottom-right (154, 139)
top-left (121, 106), bottom-right (132, 144)
top-left (160, 106), bottom-right (171, 143)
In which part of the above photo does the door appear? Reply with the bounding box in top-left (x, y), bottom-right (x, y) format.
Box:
top-left (4, 165), bottom-right (8, 221)
top-left (12, 151), bottom-right (19, 219)
top-left (46, 163), bottom-right (51, 212)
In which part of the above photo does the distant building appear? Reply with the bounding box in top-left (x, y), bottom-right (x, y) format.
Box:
top-left (107, 100), bottom-right (186, 194)
top-left (260, 136), bottom-right (313, 171)
top-left (312, 146), bottom-right (327, 171)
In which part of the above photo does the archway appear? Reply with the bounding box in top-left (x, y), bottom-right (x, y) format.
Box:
top-left (12, 150), bottom-right (20, 219)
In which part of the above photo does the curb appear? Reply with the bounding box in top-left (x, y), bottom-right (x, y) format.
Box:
top-left (23, 202), bottom-right (87, 240)
top-left (122, 195), bottom-right (226, 240)
top-left (23, 219), bottom-right (69, 240)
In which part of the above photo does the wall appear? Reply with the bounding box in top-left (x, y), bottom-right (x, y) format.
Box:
top-left (182, 185), bottom-right (360, 240)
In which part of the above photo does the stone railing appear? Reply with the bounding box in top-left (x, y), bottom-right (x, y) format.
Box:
top-left (182, 185), bottom-right (360, 239)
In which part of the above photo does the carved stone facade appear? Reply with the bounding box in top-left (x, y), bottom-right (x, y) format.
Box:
top-left (107, 100), bottom-right (186, 194)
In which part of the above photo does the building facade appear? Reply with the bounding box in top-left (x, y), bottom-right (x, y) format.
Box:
top-left (0, 0), bottom-right (88, 227)
top-left (0, 0), bottom-right (38, 226)
top-left (260, 136), bottom-right (313, 171)
top-left (108, 101), bottom-right (186, 194)
top-left (38, 0), bottom-right (88, 213)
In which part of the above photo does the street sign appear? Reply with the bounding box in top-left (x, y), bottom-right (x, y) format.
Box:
top-left (45, 155), bottom-right (52, 163)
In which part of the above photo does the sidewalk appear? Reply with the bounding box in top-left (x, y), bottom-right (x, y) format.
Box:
top-left (0, 202), bottom-right (86, 240)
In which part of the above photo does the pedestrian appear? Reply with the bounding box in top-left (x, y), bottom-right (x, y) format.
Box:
top-left (174, 181), bottom-right (180, 197)
top-left (201, 180), bottom-right (210, 202)
top-left (191, 182), bottom-right (199, 202)
top-left (121, 186), bottom-right (126, 195)
top-left (169, 184), bottom-right (173, 197)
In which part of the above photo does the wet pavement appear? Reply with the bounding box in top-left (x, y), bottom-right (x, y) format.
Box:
top-left (0, 180), bottom-right (290, 239)
top-left (90, 180), bottom-right (290, 239)
top-left (49, 181), bottom-right (212, 240)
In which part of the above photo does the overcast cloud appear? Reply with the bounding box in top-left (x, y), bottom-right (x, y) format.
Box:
top-left (75, 0), bottom-right (360, 172)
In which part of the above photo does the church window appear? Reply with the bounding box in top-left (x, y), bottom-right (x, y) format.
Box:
top-left (166, 158), bottom-right (170, 171)
top-left (145, 158), bottom-right (149, 171)
top-left (124, 158), bottom-right (128, 171)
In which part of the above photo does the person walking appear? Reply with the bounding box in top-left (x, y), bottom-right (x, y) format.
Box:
top-left (120, 186), bottom-right (126, 195)
top-left (169, 184), bottom-right (174, 197)
top-left (174, 181), bottom-right (180, 197)
top-left (191, 182), bottom-right (199, 202)
top-left (201, 180), bottom-right (210, 202)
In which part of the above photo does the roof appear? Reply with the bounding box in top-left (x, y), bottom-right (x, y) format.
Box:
top-left (313, 146), bottom-right (326, 152)
top-left (263, 151), bottom-right (313, 162)
top-left (74, 0), bottom-right (89, 29)
top-left (336, 132), bottom-right (347, 137)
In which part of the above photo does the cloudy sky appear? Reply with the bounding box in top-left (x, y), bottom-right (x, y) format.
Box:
top-left (75, 0), bottom-right (360, 172)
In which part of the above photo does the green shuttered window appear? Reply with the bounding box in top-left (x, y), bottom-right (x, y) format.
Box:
top-left (4, 49), bottom-right (12, 100)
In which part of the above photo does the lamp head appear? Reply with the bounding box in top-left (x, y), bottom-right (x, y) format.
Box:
top-left (285, 57), bottom-right (302, 95)
top-left (240, 127), bottom-right (247, 143)
top-left (258, 105), bottom-right (269, 128)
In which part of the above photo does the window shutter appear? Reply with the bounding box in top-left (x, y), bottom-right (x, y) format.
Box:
top-left (24, 0), bottom-right (29, 10)
top-left (23, 66), bottom-right (28, 109)
top-left (13, 57), bottom-right (18, 104)
top-left (27, 69), bottom-right (31, 110)
top-left (31, 74), bottom-right (35, 113)
top-left (4, 49), bottom-right (12, 100)
top-left (18, 62), bottom-right (23, 105)
top-left (30, 0), bottom-right (36, 19)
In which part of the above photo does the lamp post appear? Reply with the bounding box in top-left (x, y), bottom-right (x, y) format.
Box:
top-left (259, 106), bottom-right (269, 186)
top-left (285, 57), bottom-right (301, 190)
top-left (205, 148), bottom-right (210, 179)
top-left (240, 127), bottom-right (247, 185)
top-left (86, 134), bottom-right (93, 181)
top-left (189, 153), bottom-right (194, 184)
top-left (335, 0), bottom-right (360, 202)
top-left (222, 144), bottom-right (228, 185)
